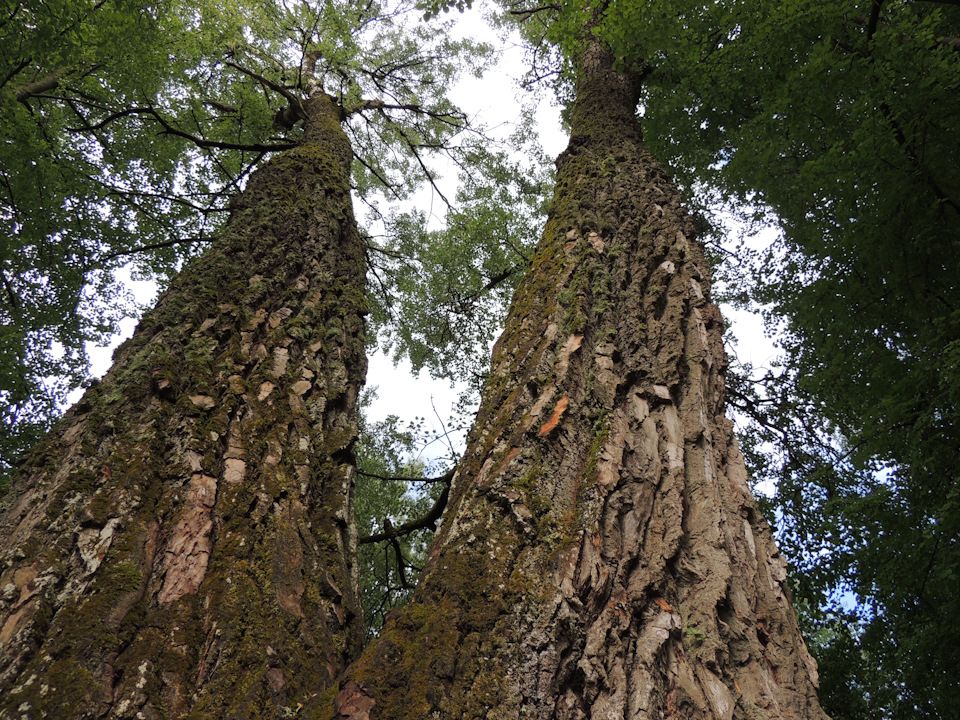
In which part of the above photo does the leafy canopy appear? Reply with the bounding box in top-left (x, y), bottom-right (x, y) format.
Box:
top-left (2, 0), bottom-right (186, 484)
top-left (354, 391), bottom-right (456, 635)
top-left (368, 132), bottom-right (553, 394)
top-left (639, 3), bottom-right (960, 717)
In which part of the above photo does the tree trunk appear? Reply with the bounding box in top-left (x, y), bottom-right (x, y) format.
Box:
top-left (323, 44), bottom-right (827, 720)
top-left (0, 93), bottom-right (367, 719)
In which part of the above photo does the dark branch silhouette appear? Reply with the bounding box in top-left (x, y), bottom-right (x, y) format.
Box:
top-left (358, 479), bottom-right (451, 545)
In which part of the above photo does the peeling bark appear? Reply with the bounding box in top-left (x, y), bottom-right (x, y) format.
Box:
top-left (0, 93), bottom-right (366, 718)
top-left (329, 42), bottom-right (828, 720)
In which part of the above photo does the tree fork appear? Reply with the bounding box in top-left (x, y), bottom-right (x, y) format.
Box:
top-left (321, 40), bottom-right (827, 720)
top-left (0, 92), bottom-right (367, 719)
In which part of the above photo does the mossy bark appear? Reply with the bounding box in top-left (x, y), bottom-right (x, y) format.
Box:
top-left (0, 93), bottom-right (367, 719)
top-left (324, 43), bottom-right (828, 720)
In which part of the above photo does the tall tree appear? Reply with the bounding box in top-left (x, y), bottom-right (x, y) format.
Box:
top-left (0, 0), bottom-right (491, 488)
top-left (0, 0), bottom-right (489, 714)
top-left (0, 90), bottom-right (368, 717)
top-left (319, 15), bottom-right (827, 719)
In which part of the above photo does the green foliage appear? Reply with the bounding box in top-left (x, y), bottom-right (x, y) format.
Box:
top-left (337, 13), bottom-right (493, 203)
top-left (355, 389), bottom-right (452, 635)
top-left (367, 130), bottom-right (553, 394)
top-left (1, 0), bottom-right (189, 486)
top-left (420, 0), bottom-right (472, 22)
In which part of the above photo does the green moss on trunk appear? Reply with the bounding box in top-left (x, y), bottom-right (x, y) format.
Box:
top-left (0, 93), bottom-right (366, 719)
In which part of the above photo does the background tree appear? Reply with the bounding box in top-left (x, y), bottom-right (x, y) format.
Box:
top-left (354, 401), bottom-right (456, 636)
top-left (369, 137), bottom-right (553, 394)
top-left (1, 0), bottom-right (191, 486)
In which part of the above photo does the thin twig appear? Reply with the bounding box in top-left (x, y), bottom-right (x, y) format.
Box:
top-left (100, 236), bottom-right (213, 261)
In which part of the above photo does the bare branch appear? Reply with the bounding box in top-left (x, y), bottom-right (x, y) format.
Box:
top-left (867, 0), bottom-right (884, 42)
top-left (356, 468), bottom-right (455, 484)
top-left (351, 150), bottom-right (404, 199)
top-left (99, 236), bottom-right (214, 261)
top-left (224, 59), bottom-right (302, 107)
top-left (507, 3), bottom-right (560, 19)
top-left (359, 481), bottom-right (451, 545)
top-left (64, 105), bottom-right (157, 131)
top-left (344, 99), bottom-right (419, 115)
top-left (81, 110), bottom-right (295, 151)
top-left (520, 68), bottom-right (561, 89)
top-left (3, 58), bottom-right (31, 95)
top-left (204, 100), bottom-right (238, 114)
top-left (14, 68), bottom-right (68, 102)
top-left (343, 99), bottom-right (467, 129)
top-left (403, 135), bottom-right (451, 208)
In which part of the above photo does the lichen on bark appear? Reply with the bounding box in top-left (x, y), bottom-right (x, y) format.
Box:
top-left (325, 40), bottom-right (828, 720)
top-left (0, 93), bottom-right (367, 719)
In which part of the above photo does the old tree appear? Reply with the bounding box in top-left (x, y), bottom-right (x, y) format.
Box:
top-left (614, 1), bottom-right (960, 716)
top-left (0, 0), bottom-right (832, 718)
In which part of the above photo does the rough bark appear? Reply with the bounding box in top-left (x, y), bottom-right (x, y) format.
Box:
top-left (323, 44), bottom-right (828, 720)
top-left (0, 93), bottom-right (367, 719)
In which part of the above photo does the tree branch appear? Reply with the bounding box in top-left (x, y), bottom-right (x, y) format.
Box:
top-left (64, 105), bottom-right (157, 131)
top-left (224, 59), bottom-right (302, 107)
top-left (507, 3), bottom-right (560, 19)
top-left (1, 268), bottom-right (19, 310)
top-left (60, 99), bottom-right (296, 152)
top-left (849, 11), bottom-right (960, 54)
top-left (344, 99), bottom-right (421, 116)
top-left (344, 98), bottom-right (466, 128)
top-left (3, 58), bottom-right (32, 95)
top-left (877, 100), bottom-right (960, 215)
top-left (939, 36), bottom-right (960, 52)
top-left (867, 0), bottom-right (884, 42)
top-left (482, 265), bottom-right (522, 293)
top-left (351, 150), bottom-right (404, 199)
top-left (14, 69), bottom-right (68, 103)
top-left (403, 135), bottom-right (451, 207)
top-left (99, 236), bottom-right (214, 261)
top-left (359, 481), bottom-right (451, 544)
top-left (356, 467), bottom-right (454, 485)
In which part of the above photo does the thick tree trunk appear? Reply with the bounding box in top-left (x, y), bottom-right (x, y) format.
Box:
top-left (323, 46), bottom-right (827, 720)
top-left (0, 93), bottom-right (367, 719)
